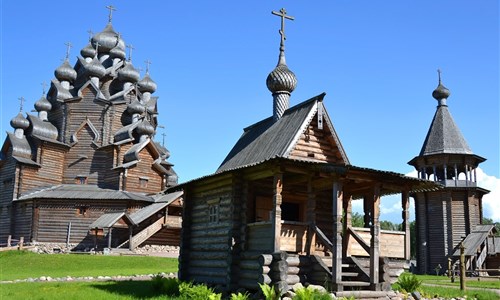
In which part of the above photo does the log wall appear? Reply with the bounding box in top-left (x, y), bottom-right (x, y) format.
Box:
top-left (125, 146), bottom-right (163, 194)
top-left (0, 149), bottom-right (16, 241)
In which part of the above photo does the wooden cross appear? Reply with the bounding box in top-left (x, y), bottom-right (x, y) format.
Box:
top-left (144, 59), bottom-right (152, 74)
top-left (271, 8), bottom-right (294, 45)
top-left (106, 5), bottom-right (116, 23)
top-left (437, 68), bottom-right (442, 83)
top-left (41, 82), bottom-right (48, 95)
top-left (18, 97), bottom-right (25, 112)
top-left (87, 29), bottom-right (94, 41)
top-left (126, 44), bottom-right (135, 61)
top-left (162, 132), bottom-right (166, 147)
top-left (64, 41), bottom-right (73, 59)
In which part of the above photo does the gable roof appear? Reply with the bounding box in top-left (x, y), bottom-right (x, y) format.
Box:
top-left (217, 93), bottom-right (349, 173)
top-left (452, 224), bottom-right (495, 256)
top-left (419, 104), bottom-right (472, 156)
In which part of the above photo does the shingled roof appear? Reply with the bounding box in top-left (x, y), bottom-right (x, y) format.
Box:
top-left (217, 93), bottom-right (349, 173)
top-left (419, 104), bottom-right (472, 156)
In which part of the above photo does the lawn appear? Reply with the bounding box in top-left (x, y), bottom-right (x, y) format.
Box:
top-left (0, 250), bottom-right (178, 281)
top-left (414, 274), bottom-right (500, 300)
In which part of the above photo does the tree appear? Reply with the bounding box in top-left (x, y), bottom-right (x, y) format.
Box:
top-left (483, 217), bottom-right (500, 236)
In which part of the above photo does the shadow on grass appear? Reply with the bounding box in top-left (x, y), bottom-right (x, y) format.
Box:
top-left (90, 280), bottom-right (164, 299)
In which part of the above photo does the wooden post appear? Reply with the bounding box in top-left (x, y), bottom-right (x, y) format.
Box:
top-left (370, 185), bottom-right (381, 290)
top-left (18, 237), bottom-right (24, 250)
top-left (448, 258), bottom-right (454, 283)
top-left (94, 228), bottom-right (98, 250)
top-left (107, 228), bottom-right (112, 249)
top-left (7, 235), bottom-right (11, 247)
top-left (305, 175), bottom-right (316, 255)
top-left (342, 193), bottom-right (352, 258)
top-left (401, 190), bottom-right (410, 260)
top-left (272, 173), bottom-right (283, 252)
top-left (66, 222), bottom-right (72, 248)
top-left (460, 241), bottom-right (466, 291)
top-left (332, 180), bottom-right (343, 291)
top-left (363, 195), bottom-right (370, 228)
top-left (129, 226), bottom-right (134, 250)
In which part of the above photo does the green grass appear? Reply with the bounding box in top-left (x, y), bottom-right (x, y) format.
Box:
top-left (415, 274), bottom-right (500, 289)
top-left (419, 285), bottom-right (499, 300)
top-left (0, 281), bottom-right (177, 300)
top-left (0, 250), bottom-right (178, 281)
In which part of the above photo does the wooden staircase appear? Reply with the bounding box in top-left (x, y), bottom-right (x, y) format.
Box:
top-left (117, 217), bottom-right (165, 249)
top-left (318, 255), bottom-right (371, 290)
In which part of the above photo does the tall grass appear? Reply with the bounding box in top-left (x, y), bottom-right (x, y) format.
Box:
top-left (0, 250), bottom-right (178, 280)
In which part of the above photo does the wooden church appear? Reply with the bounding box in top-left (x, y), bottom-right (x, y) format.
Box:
top-left (170, 9), bottom-right (438, 294)
top-left (408, 73), bottom-right (499, 275)
top-left (0, 8), bottom-right (182, 251)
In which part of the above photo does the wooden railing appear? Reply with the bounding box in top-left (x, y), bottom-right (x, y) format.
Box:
top-left (130, 218), bottom-right (165, 248)
top-left (313, 225), bottom-right (333, 252)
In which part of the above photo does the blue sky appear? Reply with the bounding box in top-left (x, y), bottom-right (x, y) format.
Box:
top-left (1, 1), bottom-right (498, 222)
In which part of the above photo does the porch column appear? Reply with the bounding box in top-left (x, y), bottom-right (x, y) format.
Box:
top-left (342, 193), bottom-right (352, 258)
top-left (401, 190), bottom-right (411, 260)
top-left (370, 185), bottom-right (381, 290)
top-left (363, 195), bottom-right (370, 228)
top-left (272, 173), bottom-right (283, 252)
top-left (332, 180), bottom-right (343, 291)
top-left (306, 175), bottom-right (316, 255)
top-left (107, 228), bottom-right (112, 249)
top-left (129, 226), bottom-right (134, 250)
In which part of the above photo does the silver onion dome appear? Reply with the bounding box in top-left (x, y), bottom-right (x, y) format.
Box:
top-left (11, 112), bottom-right (30, 130)
top-left (138, 74), bottom-right (157, 93)
top-left (137, 120), bottom-right (155, 136)
top-left (34, 96), bottom-right (52, 112)
top-left (432, 81), bottom-right (450, 100)
top-left (127, 99), bottom-right (145, 114)
top-left (91, 23), bottom-right (124, 53)
top-left (109, 44), bottom-right (126, 60)
top-left (55, 60), bottom-right (77, 82)
top-left (266, 63), bottom-right (297, 94)
top-left (85, 57), bottom-right (106, 78)
top-left (81, 42), bottom-right (96, 58)
top-left (118, 61), bottom-right (140, 83)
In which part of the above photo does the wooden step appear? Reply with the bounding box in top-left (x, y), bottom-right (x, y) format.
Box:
top-left (341, 272), bottom-right (359, 277)
top-left (340, 280), bottom-right (370, 287)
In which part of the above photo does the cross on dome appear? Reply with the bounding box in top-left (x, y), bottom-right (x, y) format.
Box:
top-left (64, 41), bottom-right (73, 60)
top-left (145, 59), bottom-right (152, 74)
top-left (106, 5), bottom-right (116, 23)
top-left (18, 97), bottom-right (25, 113)
top-left (271, 8), bottom-right (294, 50)
top-left (41, 82), bottom-right (48, 95)
top-left (126, 44), bottom-right (135, 62)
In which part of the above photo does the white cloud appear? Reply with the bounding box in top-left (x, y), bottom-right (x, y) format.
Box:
top-left (476, 168), bottom-right (500, 222)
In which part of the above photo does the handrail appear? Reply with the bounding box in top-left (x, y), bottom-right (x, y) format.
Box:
top-left (313, 225), bottom-right (333, 252)
top-left (347, 226), bottom-right (370, 254)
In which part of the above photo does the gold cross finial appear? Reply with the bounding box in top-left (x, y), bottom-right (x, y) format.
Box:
top-left (272, 8), bottom-right (294, 48)
top-left (144, 59), bottom-right (152, 74)
top-left (64, 41), bottom-right (73, 60)
top-left (106, 5), bottom-right (116, 23)
top-left (18, 97), bottom-right (25, 113)
top-left (126, 44), bottom-right (135, 62)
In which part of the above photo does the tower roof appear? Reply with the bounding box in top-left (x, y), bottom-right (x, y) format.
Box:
top-left (418, 73), bottom-right (473, 156)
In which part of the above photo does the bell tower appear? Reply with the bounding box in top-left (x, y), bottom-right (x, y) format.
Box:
top-left (408, 71), bottom-right (489, 274)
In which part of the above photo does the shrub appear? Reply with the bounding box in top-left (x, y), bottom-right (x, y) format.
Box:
top-left (179, 281), bottom-right (222, 300)
top-left (293, 286), bottom-right (332, 300)
top-left (230, 291), bottom-right (250, 300)
top-left (151, 274), bottom-right (180, 296)
top-left (395, 273), bottom-right (422, 293)
top-left (259, 283), bottom-right (280, 300)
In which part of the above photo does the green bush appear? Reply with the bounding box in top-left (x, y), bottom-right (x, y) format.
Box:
top-left (293, 286), bottom-right (331, 300)
top-left (179, 281), bottom-right (222, 300)
top-left (394, 273), bottom-right (422, 293)
top-left (151, 274), bottom-right (180, 296)
top-left (230, 291), bottom-right (250, 300)
top-left (259, 283), bottom-right (280, 300)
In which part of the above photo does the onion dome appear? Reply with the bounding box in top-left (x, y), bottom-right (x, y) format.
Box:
top-left (81, 42), bottom-right (96, 58)
top-left (85, 57), bottom-right (106, 78)
top-left (432, 78), bottom-right (451, 100)
top-left (127, 99), bottom-right (145, 114)
top-left (118, 61), bottom-right (140, 83)
top-left (136, 120), bottom-right (155, 136)
top-left (91, 23), bottom-right (123, 53)
top-left (266, 63), bottom-right (297, 94)
top-left (138, 74), bottom-right (157, 93)
top-left (109, 44), bottom-right (126, 60)
top-left (54, 60), bottom-right (77, 82)
top-left (34, 96), bottom-right (52, 112)
top-left (10, 112), bottom-right (29, 130)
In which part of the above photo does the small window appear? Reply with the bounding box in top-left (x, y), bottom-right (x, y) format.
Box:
top-left (75, 176), bottom-right (87, 184)
top-left (209, 204), bottom-right (219, 223)
top-left (139, 177), bottom-right (149, 188)
top-left (76, 206), bottom-right (88, 217)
